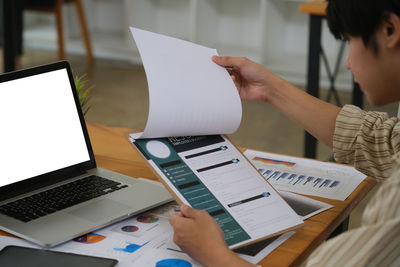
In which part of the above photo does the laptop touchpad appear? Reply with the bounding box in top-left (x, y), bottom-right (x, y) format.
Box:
top-left (68, 199), bottom-right (130, 222)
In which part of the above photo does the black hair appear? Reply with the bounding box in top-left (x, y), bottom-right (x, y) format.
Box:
top-left (326, 0), bottom-right (400, 50)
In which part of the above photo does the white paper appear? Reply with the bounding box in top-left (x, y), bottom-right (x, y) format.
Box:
top-left (244, 149), bottom-right (367, 201)
top-left (130, 27), bottom-right (242, 138)
top-left (0, 202), bottom-right (294, 266)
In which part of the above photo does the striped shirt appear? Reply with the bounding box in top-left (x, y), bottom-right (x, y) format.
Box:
top-left (307, 105), bottom-right (400, 267)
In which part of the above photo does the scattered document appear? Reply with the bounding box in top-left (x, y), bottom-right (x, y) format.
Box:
top-left (0, 202), bottom-right (294, 266)
top-left (0, 203), bottom-right (198, 267)
top-left (278, 191), bottom-right (333, 220)
top-left (244, 149), bottom-right (367, 200)
top-left (235, 231), bottom-right (295, 264)
top-left (130, 27), bottom-right (242, 138)
top-left (234, 193), bottom-right (331, 262)
top-left (129, 134), bottom-right (303, 249)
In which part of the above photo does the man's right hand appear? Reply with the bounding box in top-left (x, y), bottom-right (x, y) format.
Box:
top-left (212, 56), bottom-right (286, 103)
top-left (169, 204), bottom-right (255, 267)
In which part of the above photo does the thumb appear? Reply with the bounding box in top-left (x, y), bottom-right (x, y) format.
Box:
top-left (180, 204), bottom-right (199, 219)
top-left (212, 55), bottom-right (243, 69)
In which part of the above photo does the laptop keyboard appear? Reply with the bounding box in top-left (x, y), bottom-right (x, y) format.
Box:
top-left (0, 175), bottom-right (128, 223)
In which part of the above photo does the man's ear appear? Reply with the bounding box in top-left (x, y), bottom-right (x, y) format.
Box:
top-left (383, 12), bottom-right (400, 48)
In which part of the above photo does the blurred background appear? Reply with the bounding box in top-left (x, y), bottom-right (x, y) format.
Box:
top-left (1, 0), bottom-right (397, 231)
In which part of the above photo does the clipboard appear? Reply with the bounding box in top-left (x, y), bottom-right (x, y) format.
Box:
top-left (128, 133), bottom-right (304, 249)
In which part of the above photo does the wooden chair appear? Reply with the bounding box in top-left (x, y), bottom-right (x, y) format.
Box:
top-left (26, 0), bottom-right (94, 63)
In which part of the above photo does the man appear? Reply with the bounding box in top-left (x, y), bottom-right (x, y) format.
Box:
top-left (169, 0), bottom-right (400, 266)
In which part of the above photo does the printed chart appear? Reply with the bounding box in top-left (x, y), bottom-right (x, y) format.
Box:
top-left (244, 150), bottom-right (366, 200)
top-left (60, 202), bottom-right (197, 266)
top-left (137, 214), bottom-right (159, 223)
top-left (0, 201), bottom-right (295, 266)
top-left (73, 233), bottom-right (106, 244)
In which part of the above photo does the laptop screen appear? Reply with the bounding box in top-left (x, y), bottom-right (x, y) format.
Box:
top-left (0, 66), bottom-right (91, 188)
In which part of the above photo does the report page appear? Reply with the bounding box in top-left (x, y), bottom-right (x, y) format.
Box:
top-left (129, 134), bottom-right (303, 248)
top-left (244, 149), bottom-right (367, 200)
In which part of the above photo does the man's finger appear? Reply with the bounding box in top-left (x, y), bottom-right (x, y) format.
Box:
top-left (180, 204), bottom-right (200, 219)
top-left (169, 213), bottom-right (179, 226)
top-left (212, 55), bottom-right (247, 69)
top-left (170, 211), bottom-right (191, 226)
top-left (170, 213), bottom-right (185, 226)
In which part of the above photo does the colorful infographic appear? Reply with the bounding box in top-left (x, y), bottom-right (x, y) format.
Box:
top-left (121, 225), bottom-right (139, 232)
top-left (245, 149), bottom-right (366, 200)
top-left (114, 241), bottom-right (148, 253)
top-left (73, 233), bottom-right (106, 244)
top-left (156, 258), bottom-right (192, 267)
top-left (253, 157), bottom-right (296, 167)
top-left (137, 214), bottom-right (159, 223)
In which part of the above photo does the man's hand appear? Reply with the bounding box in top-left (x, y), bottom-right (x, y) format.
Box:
top-left (212, 56), bottom-right (285, 103)
top-left (169, 205), bottom-right (254, 267)
top-left (213, 55), bottom-right (340, 148)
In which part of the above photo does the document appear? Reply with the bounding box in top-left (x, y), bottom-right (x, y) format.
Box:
top-left (0, 202), bottom-right (294, 266)
top-left (129, 134), bottom-right (303, 249)
top-left (244, 149), bottom-right (367, 200)
top-left (130, 27), bottom-right (242, 138)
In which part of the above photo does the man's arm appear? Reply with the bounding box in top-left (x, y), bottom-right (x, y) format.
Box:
top-left (213, 56), bottom-right (341, 148)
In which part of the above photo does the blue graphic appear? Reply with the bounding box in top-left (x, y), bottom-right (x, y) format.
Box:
top-left (263, 192), bottom-right (271, 197)
top-left (287, 173), bottom-right (298, 184)
top-left (156, 258), bottom-right (192, 267)
top-left (304, 176), bottom-right (314, 185)
top-left (319, 179), bottom-right (332, 188)
top-left (262, 169), bottom-right (272, 177)
top-left (313, 178), bottom-right (323, 187)
top-left (268, 171), bottom-right (281, 180)
top-left (287, 174), bottom-right (297, 183)
top-left (277, 172), bottom-right (289, 181)
top-left (257, 167), bottom-right (340, 191)
top-left (330, 180), bottom-right (340, 188)
top-left (114, 241), bottom-right (149, 253)
top-left (293, 175), bottom-right (306, 185)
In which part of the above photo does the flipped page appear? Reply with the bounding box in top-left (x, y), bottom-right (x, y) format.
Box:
top-left (130, 27), bottom-right (242, 138)
top-left (128, 28), bottom-right (304, 249)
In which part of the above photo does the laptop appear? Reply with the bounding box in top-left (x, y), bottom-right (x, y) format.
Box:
top-left (0, 61), bottom-right (173, 247)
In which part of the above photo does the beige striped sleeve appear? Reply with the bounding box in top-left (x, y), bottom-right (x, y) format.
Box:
top-left (333, 105), bottom-right (400, 181)
top-left (362, 159), bottom-right (400, 224)
top-left (306, 166), bottom-right (400, 267)
top-left (306, 218), bottom-right (400, 267)
top-left (305, 104), bottom-right (400, 267)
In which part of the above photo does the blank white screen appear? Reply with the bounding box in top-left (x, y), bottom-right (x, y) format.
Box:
top-left (0, 68), bottom-right (90, 187)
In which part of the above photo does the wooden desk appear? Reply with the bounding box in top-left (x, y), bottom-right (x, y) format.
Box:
top-left (299, 0), bottom-right (363, 159)
top-left (0, 122), bottom-right (376, 266)
top-left (299, 0), bottom-right (327, 16)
